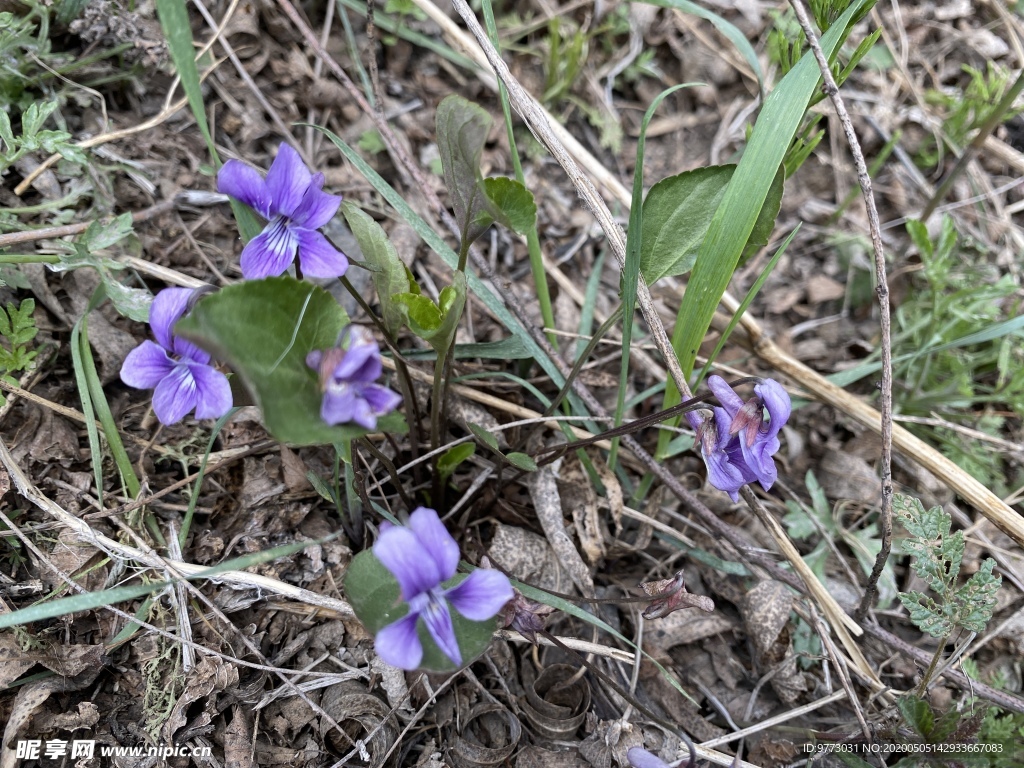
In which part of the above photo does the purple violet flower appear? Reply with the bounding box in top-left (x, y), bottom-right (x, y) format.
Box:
top-left (372, 507), bottom-right (514, 669)
top-left (306, 327), bottom-right (402, 430)
top-left (217, 143), bottom-right (348, 280)
top-left (626, 748), bottom-right (673, 768)
top-left (120, 288), bottom-right (232, 425)
top-left (686, 376), bottom-right (791, 501)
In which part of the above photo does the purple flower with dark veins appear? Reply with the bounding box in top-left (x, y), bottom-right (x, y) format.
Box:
top-left (120, 288), bottom-right (232, 425)
top-left (217, 143), bottom-right (348, 279)
top-left (686, 376), bottom-right (791, 501)
top-left (709, 376), bottom-right (791, 489)
top-left (373, 507), bottom-right (514, 670)
top-left (306, 327), bottom-right (402, 430)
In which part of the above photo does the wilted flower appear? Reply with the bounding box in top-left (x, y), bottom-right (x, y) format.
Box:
top-left (120, 288), bottom-right (232, 425)
top-left (710, 376), bottom-right (791, 489)
top-left (501, 590), bottom-right (557, 643)
top-left (639, 571), bottom-right (715, 620)
top-left (373, 507), bottom-right (513, 669)
top-left (686, 376), bottom-right (791, 501)
top-left (306, 327), bottom-right (402, 430)
top-left (217, 143), bottom-right (348, 279)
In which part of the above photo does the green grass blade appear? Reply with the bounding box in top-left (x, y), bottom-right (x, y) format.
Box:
top-left (0, 536), bottom-right (336, 630)
top-left (694, 224), bottom-right (800, 389)
top-left (614, 83), bottom-right (697, 470)
top-left (155, 0), bottom-right (218, 164)
top-left (82, 319), bottom-right (140, 500)
top-left (481, 0), bottom-right (555, 346)
top-left (70, 315), bottom-right (103, 507)
top-left (659, 0), bottom-right (870, 456)
top-left (644, 0), bottom-right (763, 91)
top-left (180, 408), bottom-right (237, 548)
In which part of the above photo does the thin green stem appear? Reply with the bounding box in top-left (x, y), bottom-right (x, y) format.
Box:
top-left (915, 634), bottom-right (950, 697)
top-left (480, 0), bottom-right (556, 346)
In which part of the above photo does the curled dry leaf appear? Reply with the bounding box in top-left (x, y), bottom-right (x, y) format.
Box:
top-left (318, 681), bottom-right (397, 766)
top-left (639, 571), bottom-right (715, 620)
top-left (741, 580), bottom-right (806, 705)
top-left (521, 663), bottom-right (591, 740)
top-left (488, 523), bottom-right (568, 593)
top-left (162, 655), bottom-right (239, 744)
top-left (451, 704), bottom-right (522, 768)
top-left (0, 646), bottom-right (106, 768)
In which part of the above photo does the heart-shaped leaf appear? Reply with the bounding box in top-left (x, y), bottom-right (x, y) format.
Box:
top-left (175, 276), bottom-right (406, 445)
top-left (437, 95), bottom-right (493, 248)
top-left (639, 164), bottom-right (784, 285)
top-left (344, 550), bottom-right (499, 672)
top-left (481, 176), bottom-right (537, 235)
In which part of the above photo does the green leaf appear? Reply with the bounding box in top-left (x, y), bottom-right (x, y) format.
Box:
top-left (898, 695), bottom-right (935, 739)
top-left (341, 201), bottom-right (410, 336)
top-left (344, 550), bottom-right (499, 672)
top-left (155, 0), bottom-right (218, 164)
top-left (666, 0), bottom-right (871, 391)
top-left (175, 276), bottom-right (406, 445)
top-left (439, 443), bottom-right (475, 481)
top-left (481, 177), bottom-right (536, 234)
top-left (505, 452), bottom-right (538, 472)
top-left (394, 272), bottom-right (467, 355)
top-left (643, 0), bottom-right (763, 91)
top-left (954, 558), bottom-right (1001, 633)
top-left (468, 423), bottom-right (500, 453)
top-left (640, 164), bottom-right (784, 285)
top-left (436, 95), bottom-right (494, 248)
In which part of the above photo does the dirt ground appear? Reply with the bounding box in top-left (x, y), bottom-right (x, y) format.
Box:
top-left (2, 0), bottom-right (1024, 766)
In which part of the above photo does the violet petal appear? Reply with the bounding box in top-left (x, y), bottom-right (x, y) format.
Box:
top-left (626, 748), bottom-right (672, 768)
top-left (755, 378), bottom-right (791, 442)
top-left (707, 375), bottom-right (744, 417)
top-left (120, 341), bottom-right (173, 389)
top-left (186, 362), bottom-right (233, 419)
top-left (289, 173), bottom-right (341, 229)
top-left (264, 143), bottom-right (311, 218)
top-left (374, 524), bottom-right (444, 601)
top-left (361, 384), bottom-right (402, 416)
top-left (408, 507), bottom-right (460, 583)
top-left (239, 219), bottom-right (298, 279)
top-left (321, 386), bottom-right (357, 426)
top-left (445, 570), bottom-right (513, 621)
top-left (148, 288), bottom-right (192, 352)
top-left (374, 612), bottom-right (423, 670)
top-left (330, 337), bottom-right (381, 382)
top-left (217, 160), bottom-right (273, 218)
top-left (421, 597), bottom-right (461, 667)
top-left (295, 228), bottom-right (349, 279)
top-left (152, 364), bottom-right (199, 425)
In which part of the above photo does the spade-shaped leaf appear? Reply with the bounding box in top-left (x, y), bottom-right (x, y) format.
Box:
top-left (437, 95), bottom-right (494, 248)
top-left (639, 164), bottom-right (784, 285)
top-left (344, 550), bottom-right (499, 672)
top-left (393, 271), bottom-right (467, 355)
top-left (175, 276), bottom-right (406, 445)
top-left (341, 201), bottom-right (410, 336)
top-left (480, 177), bottom-right (536, 235)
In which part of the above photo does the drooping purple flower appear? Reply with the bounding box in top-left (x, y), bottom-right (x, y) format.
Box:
top-left (217, 143), bottom-right (348, 280)
top-left (120, 288), bottom-right (232, 425)
top-left (686, 376), bottom-right (791, 501)
top-left (306, 327), bottom-right (402, 430)
top-left (372, 507), bottom-right (514, 669)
